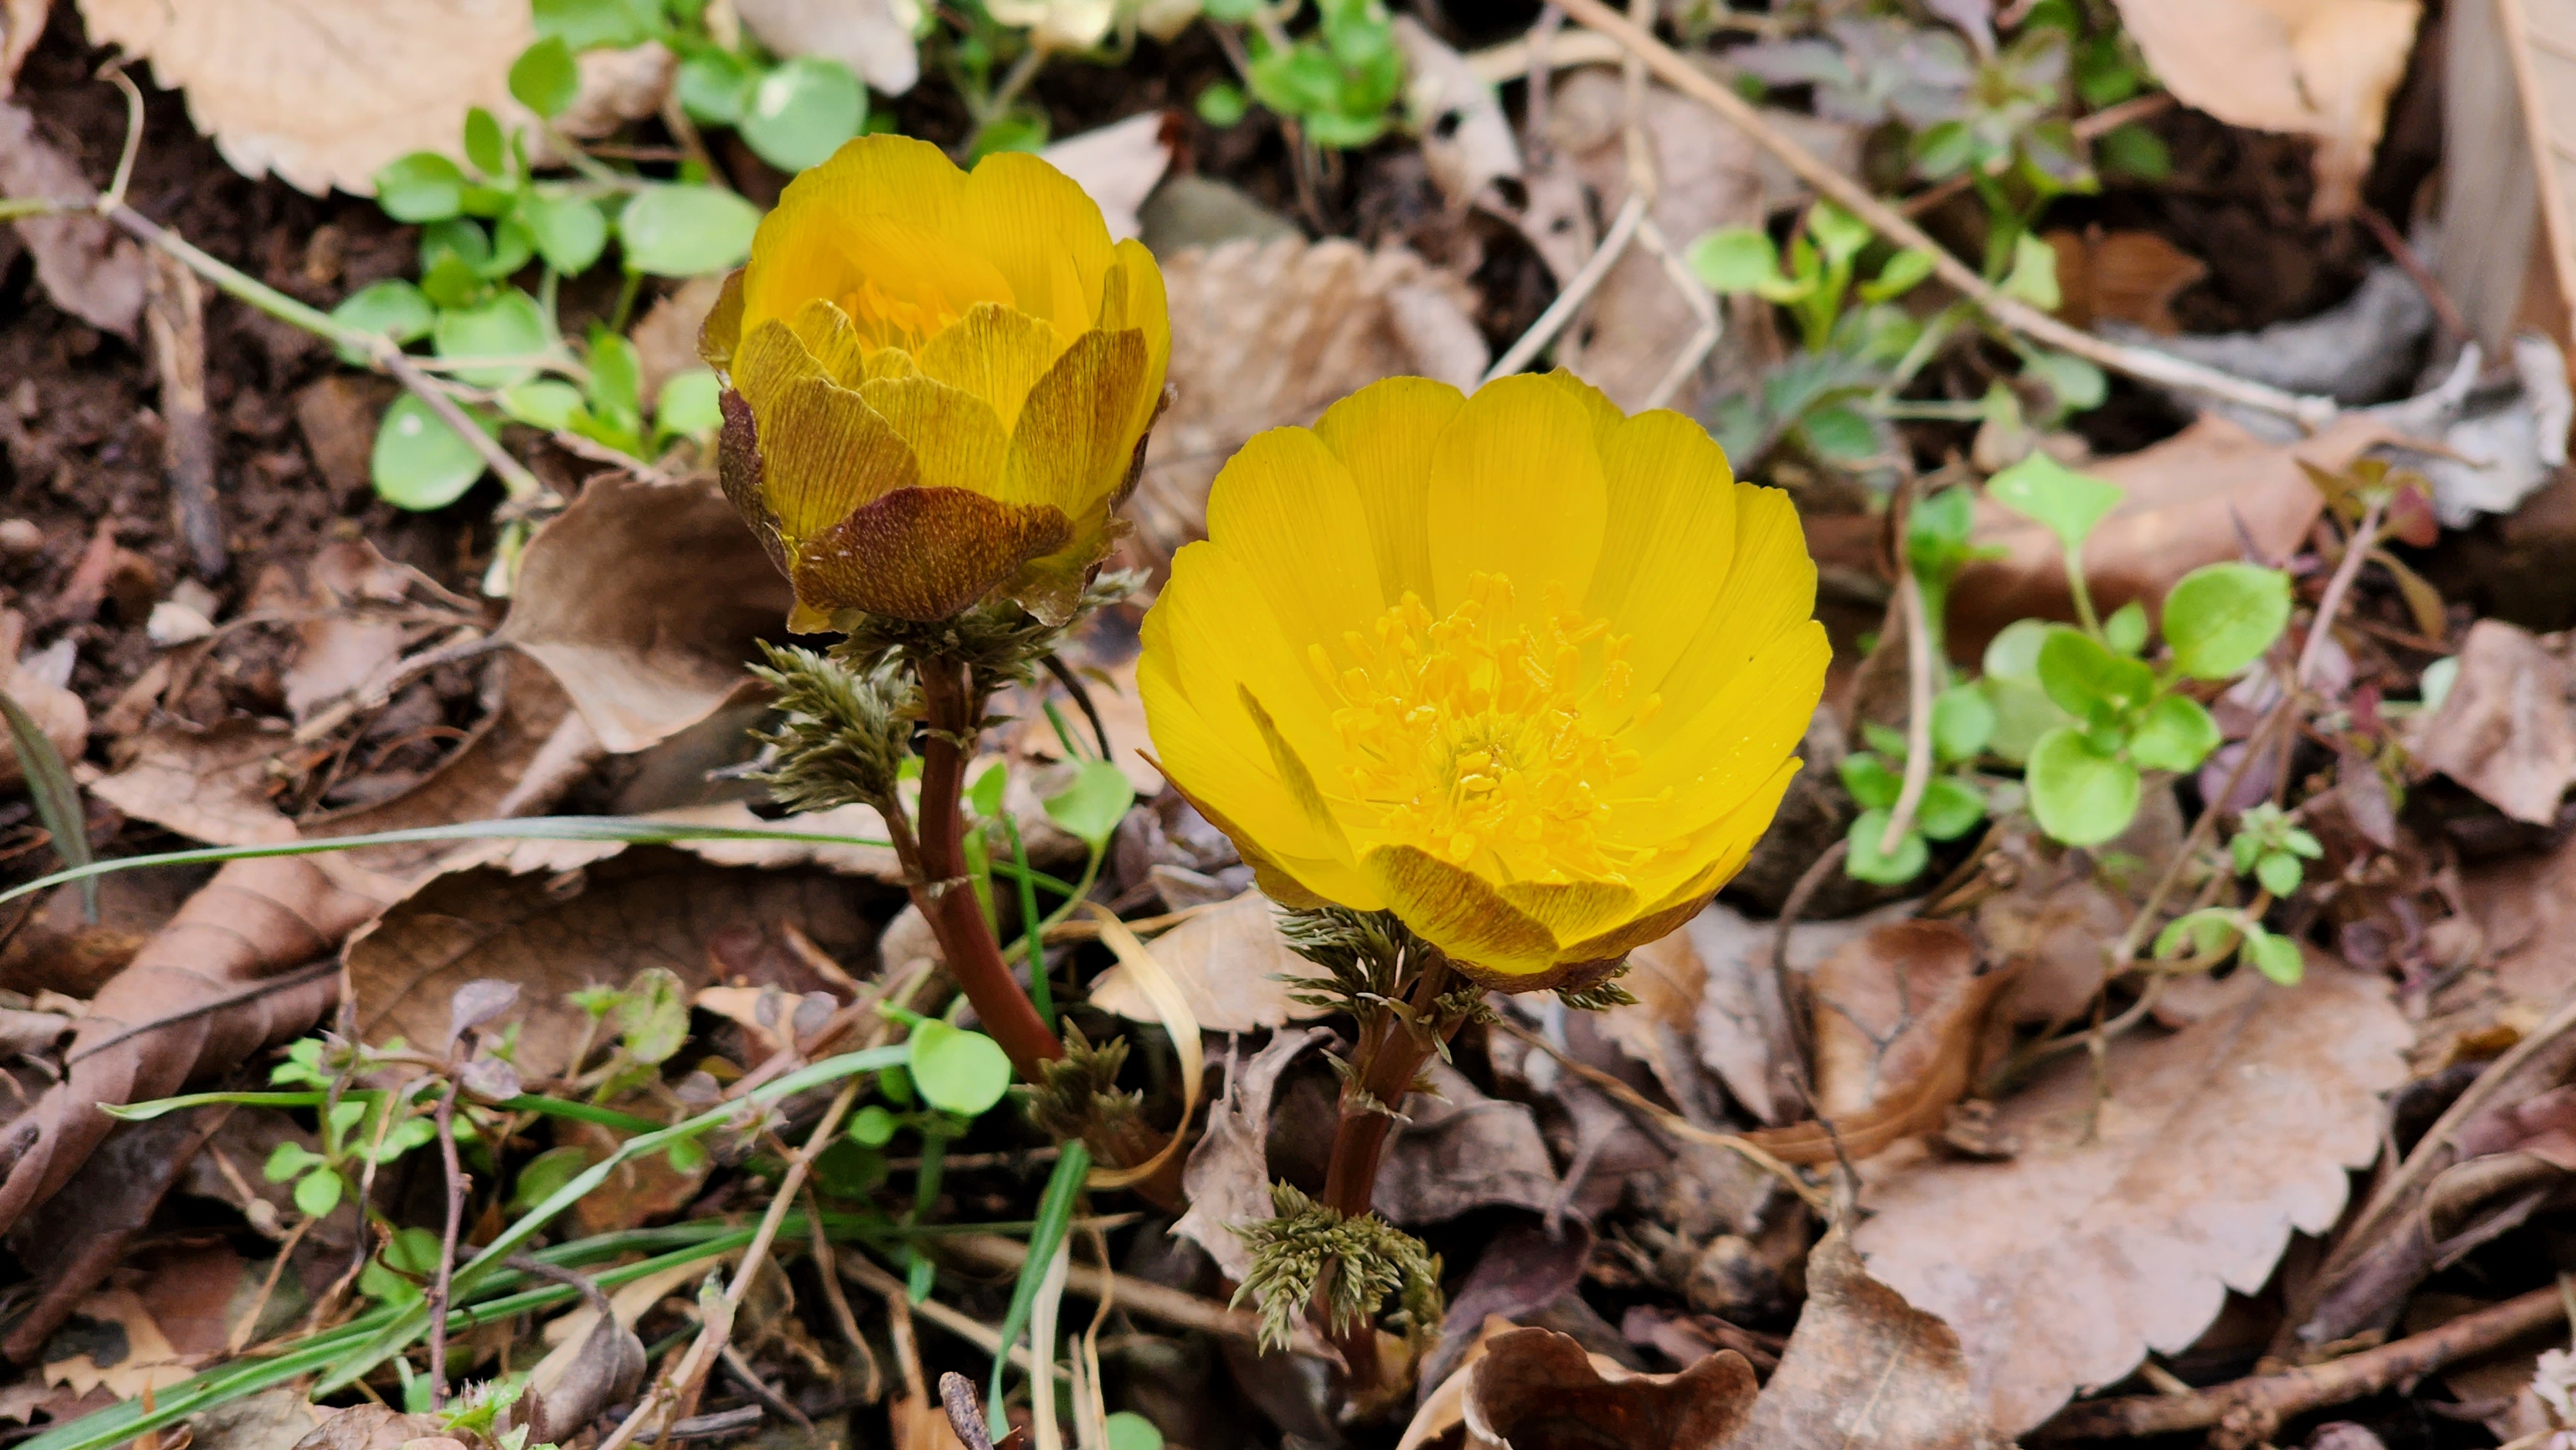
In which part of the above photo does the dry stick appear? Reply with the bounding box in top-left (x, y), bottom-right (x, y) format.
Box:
top-left (2298, 496), bottom-right (2387, 687)
top-left (425, 1079), bottom-right (467, 1409)
top-left (142, 250), bottom-right (226, 579)
top-left (800, 1187), bottom-right (882, 1404)
top-left (1768, 840), bottom-right (1862, 1198)
top-left (1877, 547), bottom-right (1939, 857)
top-left (838, 1252), bottom-right (1037, 1373)
top-left (2038, 1285), bottom-right (2566, 1441)
top-left (594, 1078), bottom-right (865, 1450)
top-left (1483, 190), bottom-right (1650, 382)
top-left (1550, 0), bottom-right (2336, 427)
top-left (938, 1232), bottom-right (1331, 1355)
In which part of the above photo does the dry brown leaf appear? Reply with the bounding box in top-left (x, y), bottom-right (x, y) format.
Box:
top-left (732, 0), bottom-right (918, 95)
top-left (347, 847), bottom-right (876, 1077)
top-left (77, 0), bottom-right (667, 195)
top-left (282, 1407), bottom-right (447, 1450)
top-left (1852, 956), bottom-right (2412, 1436)
top-left (1687, 900), bottom-right (1917, 1127)
top-left (1128, 238), bottom-right (1489, 564)
top-left (91, 718), bottom-right (298, 847)
top-left (630, 277), bottom-right (726, 408)
top-left (3, 1107), bottom-right (237, 1361)
top-left (1, 607), bottom-right (90, 796)
top-left (2406, 619), bottom-right (2576, 825)
top-left (187, 1389), bottom-right (332, 1450)
top-left (0, 101), bottom-right (147, 337)
top-left (1376, 1061), bottom-right (1559, 1227)
top-left (1174, 1026), bottom-right (1331, 1282)
top-left (1948, 411), bottom-right (2400, 659)
top-left (1088, 891), bottom-right (1330, 1034)
top-left (2106, 0), bottom-right (2422, 220)
top-left (1733, 1227), bottom-right (1999, 1450)
top-left (1393, 16), bottom-right (1519, 207)
top-left (502, 476), bottom-right (792, 754)
top-left (1598, 926), bottom-right (1710, 1113)
top-left (1747, 921), bottom-right (2017, 1164)
top-left (0, 0), bottom-right (43, 94)
top-left (1462, 1328), bottom-right (1756, 1450)
top-left (1038, 112), bottom-right (1173, 243)
top-left (2044, 229), bottom-right (2210, 335)
top-left (38, 1288), bottom-right (193, 1399)
top-left (284, 540), bottom-right (419, 724)
top-left (2493, 0), bottom-right (2576, 348)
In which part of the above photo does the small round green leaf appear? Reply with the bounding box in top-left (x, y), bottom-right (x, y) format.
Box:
top-left (1915, 776), bottom-right (1987, 842)
top-left (371, 394), bottom-right (492, 511)
top-left (2247, 928), bottom-right (2305, 985)
top-left (2154, 906), bottom-right (2240, 961)
top-left (1929, 685), bottom-right (1996, 764)
top-left (432, 288), bottom-right (553, 388)
top-left (2255, 850), bottom-right (2305, 899)
top-left (1837, 751), bottom-right (1902, 811)
top-left (1986, 452), bottom-right (2124, 554)
top-left (2027, 726), bottom-right (2141, 847)
top-left (1043, 759), bottom-right (1137, 850)
top-left (618, 184), bottom-right (761, 277)
top-left (848, 1104), bottom-right (900, 1147)
top-left (2103, 600), bottom-right (2148, 656)
top-left (2128, 692), bottom-right (2220, 773)
top-left (1859, 246), bottom-right (1937, 303)
top-left (1196, 81), bottom-right (1249, 126)
top-left (1844, 809), bottom-right (1929, 884)
top-left (2162, 561), bottom-right (2293, 681)
top-left (532, 0), bottom-right (654, 50)
top-left (1686, 227), bottom-right (1783, 295)
top-left (295, 1168), bottom-right (346, 1218)
top-left (463, 108), bottom-right (507, 176)
top-left (511, 1145), bottom-right (590, 1211)
top-left (374, 152), bottom-right (469, 223)
top-left (2000, 231), bottom-right (2063, 309)
top-left (499, 378), bottom-right (587, 430)
top-left (2036, 626), bottom-right (2155, 721)
top-left (666, 1137), bottom-right (709, 1174)
top-left (739, 57), bottom-right (866, 174)
top-left (329, 279), bottom-right (435, 365)
top-left (1103, 1413), bottom-right (1164, 1450)
top-left (810, 1138), bottom-right (888, 1198)
top-left (654, 368), bottom-right (723, 438)
top-left (617, 966), bottom-right (691, 1065)
top-left (1982, 617), bottom-right (2054, 684)
top-left (678, 48), bottom-right (757, 125)
top-left (521, 191), bottom-right (608, 274)
top-left (511, 36), bottom-right (582, 119)
top-left (264, 1140), bottom-right (323, 1182)
top-left (908, 1021), bottom-right (1013, 1118)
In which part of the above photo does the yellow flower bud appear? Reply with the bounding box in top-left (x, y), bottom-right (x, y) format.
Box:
top-left (700, 135), bottom-right (1170, 630)
top-left (1139, 372), bottom-right (1828, 990)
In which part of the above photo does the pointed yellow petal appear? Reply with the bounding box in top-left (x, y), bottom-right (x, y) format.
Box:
top-left (1103, 239), bottom-right (1170, 440)
top-left (1203, 425), bottom-right (1385, 663)
top-left (1361, 845), bottom-right (1561, 977)
top-left (755, 377), bottom-right (920, 541)
top-left (916, 303), bottom-right (1069, 433)
top-left (1002, 326), bottom-right (1150, 519)
top-left (858, 375), bottom-right (1011, 498)
top-left (745, 136), bottom-right (972, 337)
top-left (1585, 409), bottom-right (1740, 704)
top-left (1426, 372), bottom-right (1609, 614)
top-left (1629, 618), bottom-right (1829, 825)
top-left (954, 151), bottom-right (1116, 341)
top-left (1638, 482), bottom-right (1819, 731)
top-left (784, 299), bottom-right (868, 386)
top-left (1499, 878), bottom-right (1642, 948)
top-left (1311, 376), bottom-right (1464, 608)
top-left (699, 267), bottom-right (746, 370)
top-left (732, 318), bottom-right (832, 416)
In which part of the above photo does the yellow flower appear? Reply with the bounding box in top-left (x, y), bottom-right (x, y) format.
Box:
top-left (1139, 372), bottom-right (1828, 988)
top-left (699, 135), bottom-right (1170, 631)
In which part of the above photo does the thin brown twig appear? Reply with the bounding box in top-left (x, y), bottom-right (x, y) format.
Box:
top-left (1550, 0), bottom-right (2335, 426)
top-left (2037, 1285), bottom-right (2566, 1442)
top-left (2298, 496), bottom-right (2386, 687)
top-left (1484, 190), bottom-right (1649, 381)
top-left (426, 1078), bottom-right (466, 1409)
top-left (800, 1189), bottom-right (881, 1402)
top-left (937, 1233), bottom-right (1333, 1355)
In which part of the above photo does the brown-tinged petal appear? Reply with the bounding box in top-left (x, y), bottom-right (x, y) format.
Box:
top-left (759, 376), bottom-right (920, 540)
top-left (858, 375), bottom-right (1012, 497)
top-left (784, 298), bottom-right (869, 386)
top-left (1001, 325), bottom-right (1151, 518)
top-left (699, 267), bottom-right (746, 370)
top-left (715, 390), bottom-right (784, 576)
top-left (916, 303), bottom-right (1068, 432)
top-left (791, 485), bottom-right (1072, 622)
top-left (1362, 843), bottom-right (1562, 982)
top-left (1141, 755), bottom-right (1335, 910)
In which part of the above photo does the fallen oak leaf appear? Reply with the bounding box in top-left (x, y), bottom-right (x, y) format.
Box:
top-left (1732, 1227), bottom-right (2000, 1450)
top-left (1852, 954), bottom-right (2411, 1436)
top-left (1748, 920), bottom-right (2020, 1165)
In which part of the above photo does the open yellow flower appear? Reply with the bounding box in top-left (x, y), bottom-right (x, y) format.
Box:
top-left (700, 135), bottom-right (1170, 631)
top-left (1139, 372), bottom-right (1828, 987)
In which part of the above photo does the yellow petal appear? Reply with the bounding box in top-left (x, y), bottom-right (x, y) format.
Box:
top-left (1584, 409), bottom-right (1739, 706)
top-left (1638, 482), bottom-right (1819, 732)
top-left (1361, 844), bottom-right (1561, 977)
top-left (1311, 376), bottom-right (1464, 608)
top-left (753, 376), bottom-right (920, 541)
top-left (1238, 683), bottom-right (1355, 861)
top-left (1499, 878), bottom-right (1642, 949)
top-left (1630, 618), bottom-right (1829, 827)
top-left (1139, 540), bottom-right (1342, 791)
top-left (915, 303), bottom-right (1070, 433)
top-left (700, 267), bottom-right (746, 370)
top-left (1101, 239), bottom-right (1171, 440)
top-left (731, 317), bottom-right (833, 416)
top-left (954, 151), bottom-right (1116, 342)
top-left (1002, 326), bottom-right (1150, 520)
top-left (858, 375), bottom-right (1011, 498)
top-left (1573, 758), bottom-right (1801, 962)
top-left (1202, 424), bottom-right (1386, 663)
top-left (1548, 366), bottom-right (1626, 453)
top-left (744, 136), bottom-right (972, 337)
top-left (784, 299), bottom-right (869, 386)
top-left (1426, 372), bottom-right (1609, 616)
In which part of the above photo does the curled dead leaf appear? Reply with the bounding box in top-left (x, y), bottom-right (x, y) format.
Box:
top-left (0, 101), bottom-right (147, 337)
top-left (1463, 1328), bottom-right (1756, 1449)
top-left (1088, 892), bottom-right (1332, 1035)
top-left (1853, 956), bottom-right (2412, 1435)
top-left (2406, 619), bottom-right (2576, 825)
top-left (0, 608), bottom-right (90, 797)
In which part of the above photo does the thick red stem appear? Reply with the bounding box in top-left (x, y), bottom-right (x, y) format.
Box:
top-left (1316, 961), bottom-right (1456, 1392)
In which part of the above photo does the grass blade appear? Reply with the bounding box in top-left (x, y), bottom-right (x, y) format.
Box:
top-left (1, 686), bottom-right (94, 919)
top-left (989, 1140), bottom-right (1092, 1412)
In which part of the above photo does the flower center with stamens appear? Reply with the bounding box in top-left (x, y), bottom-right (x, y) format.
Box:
top-left (1318, 573), bottom-right (1660, 883)
top-left (839, 278), bottom-right (969, 353)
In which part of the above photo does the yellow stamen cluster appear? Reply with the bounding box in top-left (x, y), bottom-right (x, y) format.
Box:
top-left (1317, 574), bottom-right (1659, 883)
top-left (840, 277), bottom-right (968, 353)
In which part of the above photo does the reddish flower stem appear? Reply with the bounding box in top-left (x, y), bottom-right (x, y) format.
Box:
top-left (912, 654), bottom-right (1063, 1081)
